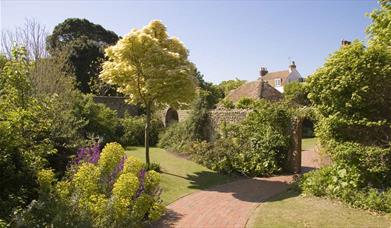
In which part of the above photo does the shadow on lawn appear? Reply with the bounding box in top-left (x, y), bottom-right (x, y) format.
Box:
top-left (149, 209), bottom-right (184, 228)
top-left (163, 170), bottom-right (238, 190)
top-left (185, 171), bottom-right (292, 203)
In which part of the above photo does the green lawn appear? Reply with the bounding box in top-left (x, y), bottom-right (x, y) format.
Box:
top-left (302, 137), bottom-right (318, 151)
top-left (247, 190), bottom-right (391, 228)
top-left (126, 147), bottom-right (236, 205)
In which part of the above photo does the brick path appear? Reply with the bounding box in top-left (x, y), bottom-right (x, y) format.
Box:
top-left (155, 149), bottom-right (320, 228)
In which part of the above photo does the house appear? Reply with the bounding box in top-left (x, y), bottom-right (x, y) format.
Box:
top-left (260, 61), bottom-right (304, 93)
top-left (225, 78), bottom-right (283, 103)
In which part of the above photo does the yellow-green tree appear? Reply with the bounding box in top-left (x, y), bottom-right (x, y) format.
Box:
top-left (100, 20), bottom-right (197, 166)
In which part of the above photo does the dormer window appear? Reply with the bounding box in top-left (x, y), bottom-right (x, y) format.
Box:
top-left (275, 78), bottom-right (282, 87)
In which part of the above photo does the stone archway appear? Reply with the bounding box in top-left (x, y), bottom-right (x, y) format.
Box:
top-left (165, 108), bottom-right (179, 127)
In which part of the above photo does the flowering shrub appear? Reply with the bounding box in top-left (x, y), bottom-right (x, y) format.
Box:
top-left (74, 143), bottom-right (101, 164)
top-left (16, 142), bottom-right (164, 227)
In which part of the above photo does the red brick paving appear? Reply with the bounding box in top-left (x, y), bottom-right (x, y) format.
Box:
top-left (155, 150), bottom-right (319, 228)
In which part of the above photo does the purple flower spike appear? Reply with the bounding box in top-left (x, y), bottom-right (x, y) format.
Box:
top-left (134, 168), bottom-right (146, 199)
top-left (108, 156), bottom-right (127, 186)
top-left (74, 143), bottom-right (101, 165)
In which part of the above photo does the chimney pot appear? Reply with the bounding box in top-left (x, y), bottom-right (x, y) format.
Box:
top-left (341, 40), bottom-right (351, 46)
top-left (260, 67), bottom-right (268, 77)
top-left (289, 61), bottom-right (296, 72)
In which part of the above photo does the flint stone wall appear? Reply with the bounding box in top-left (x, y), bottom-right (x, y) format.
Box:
top-left (174, 109), bottom-right (250, 127)
top-left (93, 96), bottom-right (140, 117)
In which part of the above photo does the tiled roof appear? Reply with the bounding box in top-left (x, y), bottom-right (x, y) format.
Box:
top-left (225, 79), bottom-right (282, 103)
top-left (261, 70), bottom-right (290, 81)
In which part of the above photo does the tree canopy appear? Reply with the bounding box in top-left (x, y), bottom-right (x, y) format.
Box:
top-left (218, 78), bottom-right (246, 96)
top-left (283, 81), bottom-right (310, 106)
top-left (367, 0), bottom-right (391, 47)
top-left (100, 20), bottom-right (197, 166)
top-left (47, 18), bottom-right (119, 94)
top-left (46, 18), bottom-right (118, 52)
top-left (307, 41), bottom-right (391, 146)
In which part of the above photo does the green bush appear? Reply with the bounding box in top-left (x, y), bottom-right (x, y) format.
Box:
top-left (308, 42), bottom-right (391, 146)
top-left (283, 81), bottom-right (310, 106)
top-left (189, 100), bottom-right (293, 176)
top-left (236, 97), bottom-right (255, 109)
top-left (120, 115), bottom-right (163, 147)
top-left (145, 162), bottom-right (161, 173)
top-left (219, 99), bottom-right (235, 109)
top-left (0, 48), bottom-right (57, 221)
top-left (190, 140), bottom-right (237, 175)
top-left (301, 164), bottom-right (391, 213)
top-left (74, 94), bottom-right (119, 143)
top-left (158, 96), bottom-right (209, 152)
top-left (15, 143), bottom-right (165, 227)
top-left (301, 18), bottom-right (391, 213)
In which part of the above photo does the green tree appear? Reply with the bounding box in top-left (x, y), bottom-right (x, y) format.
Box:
top-left (367, 0), bottom-right (391, 47)
top-left (100, 20), bottom-right (196, 167)
top-left (194, 69), bottom-right (224, 108)
top-left (218, 78), bottom-right (246, 96)
top-left (0, 47), bottom-right (56, 221)
top-left (47, 18), bottom-right (119, 94)
top-left (47, 18), bottom-right (118, 51)
top-left (283, 81), bottom-right (310, 106)
top-left (307, 41), bottom-right (391, 146)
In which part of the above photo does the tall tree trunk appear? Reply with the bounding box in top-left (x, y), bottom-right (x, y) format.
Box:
top-left (145, 105), bottom-right (151, 168)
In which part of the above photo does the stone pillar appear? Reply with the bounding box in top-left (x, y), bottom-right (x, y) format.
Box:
top-left (287, 117), bottom-right (303, 173)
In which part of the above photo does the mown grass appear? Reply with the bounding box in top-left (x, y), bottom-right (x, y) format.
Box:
top-left (126, 147), bottom-right (236, 205)
top-left (302, 137), bottom-right (318, 151)
top-left (247, 189), bottom-right (391, 228)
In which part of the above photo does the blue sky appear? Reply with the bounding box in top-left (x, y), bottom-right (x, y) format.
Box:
top-left (1, 0), bottom-right (378, 84)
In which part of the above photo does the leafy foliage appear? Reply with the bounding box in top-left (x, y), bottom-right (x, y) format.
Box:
top-left (307, 41), bottom-right (391, 146)
top-left (208, 101), bottom-right (292, 176)
top-left (367, 0), bottom-right (391, 47)
top-left (158, 95), bottom-right (209, 152)
top-left (194, 69), bottom-right (224, 108)
top-left (47, 18), bottom-right (118, 51)
top-left (16, 143), bottom-right (164, 227)
top-left (283, 82), bottom-right (310, 106)
top-left (162, 100), bottom-right (294, 176)
top-left (219, 99), bottom-right (235, 109)
top-left (73, 94), bottom-right (119, 143)
top-left (0, 48), bottom-right (57, 221)
top-left (236, 97), bottom-right (255, 109)
top-left (100, 20), bottom-right (197, 166)
top-left (119, 114), bottom-right (163, 147)
top-left (47, 18), bottom-right (119, 94)
top-left (302, 4), bottom-right (391, 213)
top-left (301, 163), bottom-right (391, 213)
top-left (217, 78), bottom-right (246, 96)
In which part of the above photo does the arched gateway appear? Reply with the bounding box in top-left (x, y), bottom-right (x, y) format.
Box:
top-left (165, 108), bottom-right (179, 127)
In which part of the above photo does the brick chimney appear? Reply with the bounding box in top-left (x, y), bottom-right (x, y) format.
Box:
top-left (341, 40), bottom-right (351, 46)
top-left (289, 61), bottom-right (296, 73)
top-left (260, 67), bottom-right (268, 77)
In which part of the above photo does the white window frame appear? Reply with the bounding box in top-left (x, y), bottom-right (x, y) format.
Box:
top-left (275, 78), bottom-right (282, 87)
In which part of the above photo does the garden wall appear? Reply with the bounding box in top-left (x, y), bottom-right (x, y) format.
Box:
top-left (170, 108), bottom-right (303, 173)
top-left (174, 109), bottom-right (250, 127)
top-left (93, 96), bottom-right (140, 117)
